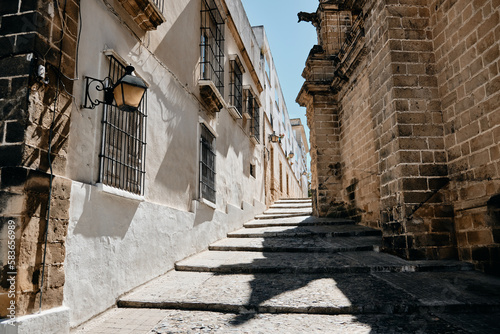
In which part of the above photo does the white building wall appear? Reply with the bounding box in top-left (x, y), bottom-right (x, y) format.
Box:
top-left (63, 0), bottom-right (306, 327)
top-left (252, 26), bottom-right (309, 202)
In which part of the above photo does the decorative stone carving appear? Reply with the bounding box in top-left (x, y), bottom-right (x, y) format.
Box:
top-left (118, 0), bottom-right (166, 31)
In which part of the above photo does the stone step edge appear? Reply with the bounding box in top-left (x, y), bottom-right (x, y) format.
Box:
top-left (208, 244), bottom-right (377, 253)
top-left (268, 205), bottom-right (313, 209)
top-left (227, 230), bottom-right (382, 238)
top-left (275, 198), bottom-right (312, 202)
top-left (117, 300), bottom-right (500, 316)
top-left (254, 213), bottom-right (316, 220)
top-left (259, 212), bottom-right (314, 216)
top-left (244, 220), bottom-right (356, 228)
top-left (174, 263), bottom-right (475, 274)
top-left (260, 210), bottom-right (313, 214)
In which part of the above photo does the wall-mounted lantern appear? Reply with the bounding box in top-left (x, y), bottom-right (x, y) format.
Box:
top-left (82, 66), bottom-right (147, 112)
top-left (269, 132), bottom-right (280, 143)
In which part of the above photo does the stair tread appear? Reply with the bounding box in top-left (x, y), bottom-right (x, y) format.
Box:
top-left (228, 224), bottom-right (381, 238)
top-left (209, 236), bottom-right (380, 252)
top-left (269, 203), bottom-right (312, 209)
top-left (119, 270), bottom-right (500, 313)
top-left (246, 216), bottom-right (354, 227)
top-left (175, 250), bottom-right (473, 273)
top-left (263, 208), bottom-right (313, 214)
top-left (255, 213), bottom-right (313, 220)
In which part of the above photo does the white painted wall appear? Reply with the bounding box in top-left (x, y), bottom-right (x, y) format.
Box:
top-left (65, 182), bottom-right (263, 326)
top-left (64, 0), bottom-right (299, 327)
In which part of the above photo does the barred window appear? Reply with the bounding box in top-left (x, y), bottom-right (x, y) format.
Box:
top-left (229, 59), bottom-right (243, 115)
top-left (246, 90), bottom-right (260, 143)
top-left (200, 124), bottom-right (216, 203)
top-left (200, 0), bottom-right (225, 96)
top-left (98, 55), bottom-right (147, 195)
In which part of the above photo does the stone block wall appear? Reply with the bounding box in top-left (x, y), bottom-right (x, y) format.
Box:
top-left (430, 0), bottom-right (500, 274)
top-left (0, 0), bottom-right (79, 317)
top-left (299, 81), bottom-right (343, 216)
top-left (378, 0), bottom-right (456, 260)
top-left (338, 67), bottom-right (380, 228)
top-left (299, 0), bottom-right (499, 272)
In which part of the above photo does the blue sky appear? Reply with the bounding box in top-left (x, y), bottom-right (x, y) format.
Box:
top-left (240, 0), bottom-right (319, 146)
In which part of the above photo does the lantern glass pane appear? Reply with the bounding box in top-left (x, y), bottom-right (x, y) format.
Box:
top-left (113, 83), bottom-right (145, 109)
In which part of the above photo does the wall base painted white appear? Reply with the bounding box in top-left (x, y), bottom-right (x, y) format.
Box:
top-left (0, 307), bottom-right (69, 334)
top-left (65, 181), bottom-right (266, 327)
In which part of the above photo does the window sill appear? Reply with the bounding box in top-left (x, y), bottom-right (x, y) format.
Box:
top-left (199, 80), bottom-right (226, 113)
top-left (96, 183), bottom-right (145, 202)
top-left (228, 106), bottom-right (242, 120)
top-left (250, 135), bottom-right (260, 145)
top-left (198, 198), bottom-right (217, 210)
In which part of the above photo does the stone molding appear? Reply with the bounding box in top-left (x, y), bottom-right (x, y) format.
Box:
top-left (117, 0), bottom-right (166, 31)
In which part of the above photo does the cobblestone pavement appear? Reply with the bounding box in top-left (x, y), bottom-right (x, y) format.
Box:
top-left (73, 308), bottom-right (500, 333)
top-left (73, 199), bottom-right (500, 333)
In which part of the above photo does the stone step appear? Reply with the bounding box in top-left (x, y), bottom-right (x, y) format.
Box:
top-left (118, 270), bottom-right (500, 315)
top-left (262, 208), bottom-right (313, 215)
top-left (245, 216), bottom-right (354, 228)
top-left (228, 224), bottom-right (382, 238)
top-left (269, 203), bottom-right (312, 209)
top-left (254, 213), bottom-right (313, 220)
top-left (175, 250), bottom-right (474, 274)
top-left (275, 198), bottom-right (312, 203)
top-left (209, 236), bottom-right (381, 253)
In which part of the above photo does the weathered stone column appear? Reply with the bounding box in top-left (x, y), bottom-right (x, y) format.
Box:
top-left (297, 2), bottom-right (353, 217)
top-left (298, 79), bottom-right (342, 217)
top-left (375, 0), bottom-right (455, 260)
top-left (0, 0), bottom-right (79, 318)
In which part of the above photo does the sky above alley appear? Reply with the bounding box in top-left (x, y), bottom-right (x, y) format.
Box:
top-left (240, 0), bottom-right (319, 144)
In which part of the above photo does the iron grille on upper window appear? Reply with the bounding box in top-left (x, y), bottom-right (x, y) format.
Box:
top-left (229, 59), bottom-right (243, 115)
top-left (98, 55), bottom-right (147, 195)
top-left (200, 124), bottom-right (216, 203)
top-left (200, 0), bottom-right (225, 96)
top-left (246, 90), bottom-right (260, 143)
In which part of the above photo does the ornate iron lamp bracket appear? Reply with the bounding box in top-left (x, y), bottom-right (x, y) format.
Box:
top-left (82, 76), bottom-right (114, 110)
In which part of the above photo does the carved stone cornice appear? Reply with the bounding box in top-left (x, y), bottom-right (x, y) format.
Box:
top-left (330, 13), bottom-right (367, 92)
top-left (199, 80), bottom-right (226, 113)
top-left (320, 0), bottom-right (368, 11)
top-left (118, 0), bottom-right (166, 31)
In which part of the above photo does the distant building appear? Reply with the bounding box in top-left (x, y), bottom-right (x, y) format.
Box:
top-left (298, 0), bottom-right (499, 274)
top-left (0, 0), bottom-right (308, 332)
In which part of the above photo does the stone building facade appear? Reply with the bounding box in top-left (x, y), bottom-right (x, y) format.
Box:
top-left (298, 0), bottom-right (499, 274)
top-left (0, 0), bottom-right (308, 332)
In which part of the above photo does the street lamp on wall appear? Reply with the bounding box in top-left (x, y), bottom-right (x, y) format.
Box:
top-left (82, 66), bottom-right (147, 112)
top-left (269, 132), bottom-right (280, 143)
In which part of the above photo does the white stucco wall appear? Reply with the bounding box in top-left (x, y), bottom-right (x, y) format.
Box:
top-left (64, 0), bottom-right (269, 327)
top-left (63, 0), bottom-right (308, 327)
top-left (65, 181), bottom-right (263, 326)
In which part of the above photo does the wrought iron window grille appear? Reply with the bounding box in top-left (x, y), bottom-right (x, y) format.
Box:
top-left (97, 55), bottom-right (148, 196)
top-left (229, 59), bottom-right (243, 116)
top-left (200, 124), bottom-right (216, 203)
top-left (200, 0), bottom-right (225, 96)
top-left (245, 90), bottom-right (260, 144)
